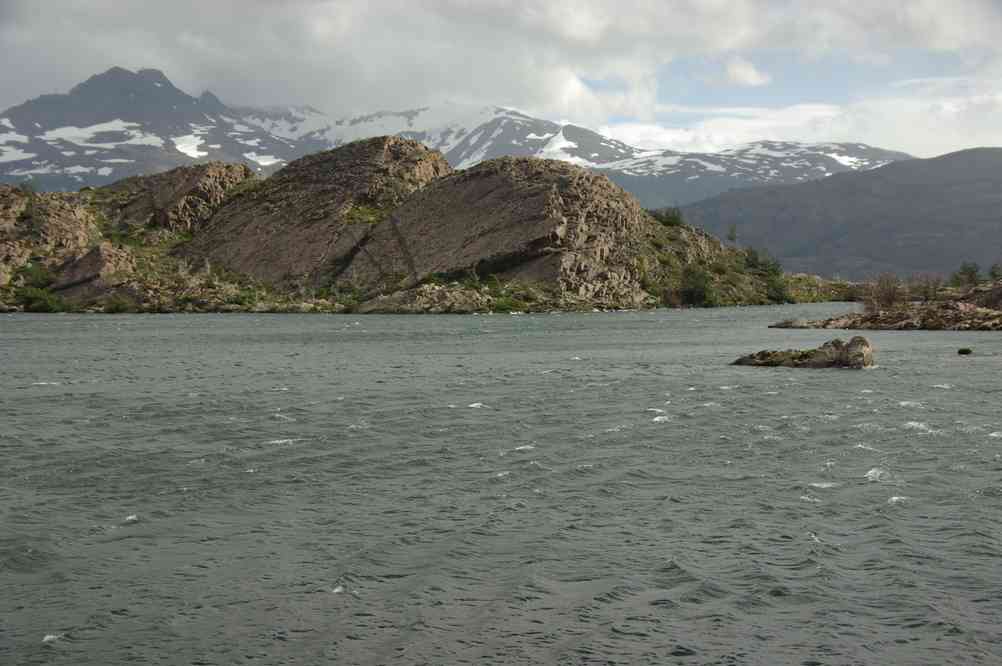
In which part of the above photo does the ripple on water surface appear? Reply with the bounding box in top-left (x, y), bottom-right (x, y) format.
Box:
top-left (2, 306), bottom-right (1001, 664)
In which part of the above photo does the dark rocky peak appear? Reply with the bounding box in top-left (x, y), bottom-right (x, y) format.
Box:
top-left (197, 90), bottom-right (228, 113)
top-left (4, 66), bottom-right (202, 131)
top-left (70, 66), bottom-right (188, 100)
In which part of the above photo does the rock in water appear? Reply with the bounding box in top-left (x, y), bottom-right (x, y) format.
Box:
top-left (733, 336), bottom-right (874, 369)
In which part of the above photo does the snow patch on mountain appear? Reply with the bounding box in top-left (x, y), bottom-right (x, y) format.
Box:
top-left (41, 120), bottom-right (164, 149)
top-left (243, 152), bottom-right (283, 167)
top-left (0, 146), bottom-right (36, 163)
top-left (173, 134), bottom-right (208, 158)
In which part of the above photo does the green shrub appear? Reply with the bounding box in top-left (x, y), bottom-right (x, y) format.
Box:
top-left (744, 248), bottom-right (783, 276)
top-left (678, 266), bottom-right (718, 307)
top-left (952, 261), bottom-right (981, 287)
top-left (648, 207), bottom-right (685, 228)
top-left (765, 274), bottom-right (791, 304)
top-left (16, 263), bottom-right (55, 288)
top-left (15, 287), bottom-right (67, 313)
top-left (101, 294), bottom-right (138, 313)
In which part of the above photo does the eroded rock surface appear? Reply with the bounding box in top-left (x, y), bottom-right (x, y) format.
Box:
top-left (733, 336), bottom-right (874, 369)
top-left (0, 185), bottom-right (99, 286)
top-left (184, 136), bottom-right (452, 285)
top-left (100, 162), bottom-right (255, 233)
top-left (334, 157), bottom-right (666, 309)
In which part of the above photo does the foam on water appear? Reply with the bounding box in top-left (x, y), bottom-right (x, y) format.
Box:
top-left (865, 468), bottom-right (890, 482)
top-left (902, 421), bottom-right (938, 434)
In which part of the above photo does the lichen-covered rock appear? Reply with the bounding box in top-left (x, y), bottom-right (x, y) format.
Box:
top-left (183, 136), bottom-right (452, 285)
top-left (99, 162), bottom-right (255, 233)
top-left (733, 336), bottom-right (874, 368)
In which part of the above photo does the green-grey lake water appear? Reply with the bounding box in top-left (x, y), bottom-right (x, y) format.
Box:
top-left (2, 305), bottom-right (1001, 664)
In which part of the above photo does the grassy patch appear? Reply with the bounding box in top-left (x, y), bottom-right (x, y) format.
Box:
top-left (344, 204), bottom-right (388, 226)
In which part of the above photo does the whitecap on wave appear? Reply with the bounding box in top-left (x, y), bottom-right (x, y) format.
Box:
top-left (865, 467), bottom-right (889, 482)
top-left (887, 496), bottom-right (908, 504)
top-left (810, 482), bottom-right (839, 489)
top-left (902, 421), bottom-right (938, 435)
top-left (898, 401), bottom-right (924, 408)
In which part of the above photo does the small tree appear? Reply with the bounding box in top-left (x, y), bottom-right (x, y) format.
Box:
top-left (726, 224), bottom-right (738, 245)
top-left (648, 207), bottom-right (685, 228)
top-left (989, 263), bottom-right (1002, 282)
top-left (865, 273), bottom-right (907, 313)
top-left (910, 274), bottom-right (943, 302)
top-left (678, 266), bottom-right (718, 307)
top-left (951, 261), bottom-right (981, 287)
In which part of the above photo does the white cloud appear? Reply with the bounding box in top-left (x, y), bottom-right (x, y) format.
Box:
top-left (725, 57), bottom-right (771, 86)
top-left (2, 1), bottom-right (1002, 156)
top-left (602, 82), bottom-right (1002, 157)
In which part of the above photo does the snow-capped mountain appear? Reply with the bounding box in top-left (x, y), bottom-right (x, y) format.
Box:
top-left (0, 67), bottom-right (913, 206)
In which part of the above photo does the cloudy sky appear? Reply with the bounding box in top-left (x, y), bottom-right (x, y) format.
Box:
top-left (2, 0), bottom-right (1001, 156)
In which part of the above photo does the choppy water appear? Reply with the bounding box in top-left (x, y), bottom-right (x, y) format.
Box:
top-left (2, 304), bottom-right (1001, 665)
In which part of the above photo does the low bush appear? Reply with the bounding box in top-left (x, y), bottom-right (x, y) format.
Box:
top-left (15, 286), bottom-right (67, 313)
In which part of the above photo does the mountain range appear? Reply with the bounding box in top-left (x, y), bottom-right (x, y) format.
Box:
top-left (683, 147), bottom-right (1002, 278)
top-left (0, 67), bottom-right (911, 206)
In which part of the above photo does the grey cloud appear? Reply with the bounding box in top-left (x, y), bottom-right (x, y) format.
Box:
top-left (2, 0), bottom-right (1002, 130)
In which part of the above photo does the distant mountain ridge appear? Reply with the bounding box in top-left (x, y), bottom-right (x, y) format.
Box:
top-left (682, 147), bottom-right (1002, 278)
top-left (0, 66), bottom-right (912, 206)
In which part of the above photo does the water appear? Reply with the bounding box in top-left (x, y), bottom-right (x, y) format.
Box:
top-left (2, 304), bottom-right (1001, 665)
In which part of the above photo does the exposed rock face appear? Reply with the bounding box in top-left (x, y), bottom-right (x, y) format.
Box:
top-left (101, 162), bottom-right (255, 233)
top-left (184, 136), bottom-right (452, 285)
top-left (331, 157), bottom-right (658, 308)
top-left (772, 299), bottom-right (1002, 331)
top-left (51, 242), bottom-right (136, 301)
top-left (733, 336), bottom-right (874, 369)
top-left (0, 185), bottom-right (99, 286)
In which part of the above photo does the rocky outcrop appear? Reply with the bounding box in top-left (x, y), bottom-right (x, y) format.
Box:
top-left (733, 336), bottom-right (874, 369)
top-left (2, 139), bottom-right (847, 314)
top-left (99, 162), bottom-right (255, 233)
top-left (51, 242), bottom-right (136, 301)
top-left (0, 185), bottom-right (99, 286)
top-left (329, 157), bottom-right (652, 308)
top-left (772, 298), bottom-right (1002, 331)
top-left (183, 136), bottom-right (452, 286)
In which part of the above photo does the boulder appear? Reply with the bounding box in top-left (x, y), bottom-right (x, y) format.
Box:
top-left (51, 242), bottom-right (136, 301)
top-left (733, 336), bottom-right (874, 369)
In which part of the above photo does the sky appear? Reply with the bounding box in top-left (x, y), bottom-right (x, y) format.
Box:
top-left (2, 0), bottom-right (1002, 157)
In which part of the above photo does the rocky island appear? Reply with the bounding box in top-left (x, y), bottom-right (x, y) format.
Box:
top-left (733, 336), bottom-right (875, 369)
top-left (1, 136), bottom-right (847, 314)
top-left (771, 282), bottom-right (1002, 331)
